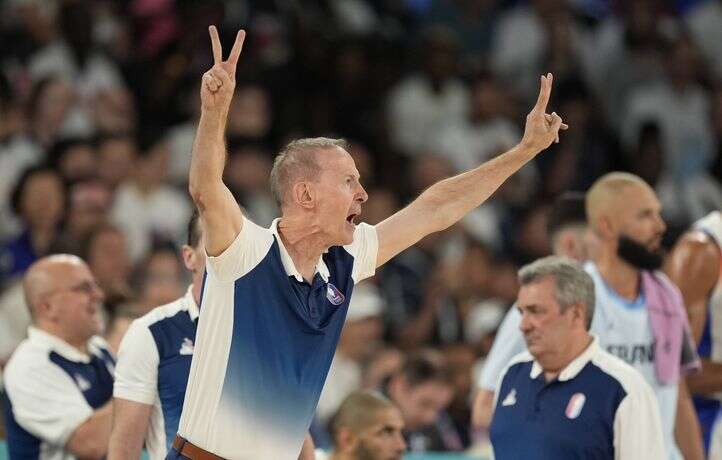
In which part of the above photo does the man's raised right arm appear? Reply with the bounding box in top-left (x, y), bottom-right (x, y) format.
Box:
top-left (188, 26), bottom-right (246, 257)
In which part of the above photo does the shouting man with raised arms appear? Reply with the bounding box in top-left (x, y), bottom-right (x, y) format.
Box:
top-left (170, 26), bottom-right (566, 460)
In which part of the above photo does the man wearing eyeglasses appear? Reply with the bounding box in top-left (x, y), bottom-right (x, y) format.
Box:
top-left (3, 254), bottom-right (114, 460)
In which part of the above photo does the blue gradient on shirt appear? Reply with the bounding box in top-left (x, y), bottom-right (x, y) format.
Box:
top-left (219, 238), bottom-right (355, 450)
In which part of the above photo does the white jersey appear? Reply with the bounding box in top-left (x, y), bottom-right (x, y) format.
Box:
top-left (480, 262), bottom-right (683, 460)
top-left (178, 217), bottom-right (378, 459)
top-left (113, 287), bottom-right (199, 460)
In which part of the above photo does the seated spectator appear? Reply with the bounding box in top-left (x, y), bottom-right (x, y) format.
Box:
top-left (111, 133), bottom-right (192, 262)
top-left (383, 353), bottom-right (458, 452)
top-left (52, 178), bottom-right (113, 255)
top-left (130, 242), bottom-right (187, 315)
top-left (0, 166), bottom-right (65, 285)
top-left (316, 390), bottom-right (406, 460)
top-left (3, 254), bottom-right (114, 459)
top-left (82, 224), bottom-right (133, 317)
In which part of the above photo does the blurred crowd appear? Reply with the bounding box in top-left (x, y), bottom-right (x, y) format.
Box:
top-left (1, 0), bottom-right (722, 455)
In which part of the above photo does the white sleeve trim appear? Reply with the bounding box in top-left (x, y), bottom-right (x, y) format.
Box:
top-left (594, 353), bottom-right (667, 460)
top-left (613, 381), bottom-right (666, 459)
top-left (113, 320), bottom-right (160, 405)
top-left (4, 359), bottom-right (94, 445)
top-left (344, 223), bottom-right (379, 283)
top-left (205, 215), bottom-right (274, 282)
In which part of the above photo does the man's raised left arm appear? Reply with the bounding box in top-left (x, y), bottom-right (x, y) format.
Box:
top-left (375, 73), bottom-right (567, 267)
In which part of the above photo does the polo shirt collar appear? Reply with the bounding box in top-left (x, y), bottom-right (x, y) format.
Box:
top-left (183, 285), bottom-right (200, 322)
top-left (27, 326), bottom-right (93, 363)
top-left (530, 335), bottom-right (599, 381)
top-left (270, 218), bottom-right (330, 282)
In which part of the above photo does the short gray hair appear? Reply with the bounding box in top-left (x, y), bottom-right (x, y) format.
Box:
top-left (269, 137), bottom-right (349, 207)
top-left (518, 256), bottom-right (596, 329)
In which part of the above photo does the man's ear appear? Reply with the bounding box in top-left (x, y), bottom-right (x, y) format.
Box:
top-left (181, 244), bottom-right (194, 271)
top-left (292, 182), bottom-right (315, 209)
top-left (336, 426), bottom-right (357, 452)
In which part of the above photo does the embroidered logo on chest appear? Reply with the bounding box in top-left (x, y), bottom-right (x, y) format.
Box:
top-left (74, 373), bottom-right (91, 391)
top-left (501, 388), bottom-right (516, 407)
top-left (326, 283), bottom-right (345, 306)
top-left (179, 338), bottom-right (194, 355)
top-left (565, 393), bottom-right (586, 419)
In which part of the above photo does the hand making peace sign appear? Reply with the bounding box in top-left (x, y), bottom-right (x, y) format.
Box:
top-left (520, 73), bottom-right (569, 154)
top-left (200, 26), bottom-right (246, 113)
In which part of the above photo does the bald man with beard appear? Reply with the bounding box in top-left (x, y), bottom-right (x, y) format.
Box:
top-left (583, 173), bottom-right (703, 459)
top-left (3, 254), bottom-right (115, 460)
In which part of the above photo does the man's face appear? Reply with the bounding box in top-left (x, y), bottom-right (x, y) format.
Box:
top-left (395, 380), bottom-right (452, 430)
top-left (611, 185), bottom-right (666, 269)
top-left (518, 276), bottom-right (578, 362)
top-left (351, 408), bottom-right (407, 460)
top-left (314, 148), bottom-right (368, 245)
top-left (46, 262), bottom-right (105, 342)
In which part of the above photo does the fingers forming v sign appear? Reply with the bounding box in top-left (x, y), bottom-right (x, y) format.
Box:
top-left (521, 73), bottom-right (569, 153)
top-left (201, 26), bottom-right (246, 112)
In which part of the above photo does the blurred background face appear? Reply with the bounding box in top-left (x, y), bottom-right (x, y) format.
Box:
top-left (98, 137), bottom-right (137, 188)
top-left (352, 407), bottom-right (406, 460)
top-left (45, 262), bottom-right (105, 343)
top-left (67, 182), bottom-right (112, 237)
top-left (57, 142), bottom-right (96, 182)
top-left (139, 249), bottom-right (185, 310)
top-left (395, 379), bottom-right (452, 430)
top-left (339, 316), bottom-right (384, 362)
top-left (228, 86), bottom-right (271, 139)
top-left (20, 171), bottom-right (65, 229)
top-left (33, 79), bottom-right (75, 137)
top-left (87, 228), bottom-right (131, 294)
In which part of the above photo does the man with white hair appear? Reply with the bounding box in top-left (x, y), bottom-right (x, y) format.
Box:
top-left (3, 254), bottom-right (114, 459)
top-left (171, 25), bottom-right (566, 459)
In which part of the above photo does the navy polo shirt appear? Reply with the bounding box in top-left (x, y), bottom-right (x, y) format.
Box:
top-left (490, 337), bottom-right (666, 460)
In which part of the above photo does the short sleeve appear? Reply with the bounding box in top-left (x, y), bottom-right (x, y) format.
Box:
top-left (344, 223), bottom-right (379, 283)
top-left (479, 307), bottom-right (526, 390)
top-left (205, 215), bottom-right (274, 282)
top-left (113, 320), bottom-right (160, 405)
top-left (613, 376), bottom-right (666, 459)
top-left (4, 363), bottom-right (93, 445)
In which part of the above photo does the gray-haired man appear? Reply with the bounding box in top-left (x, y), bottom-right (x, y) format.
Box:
top-left (490, 256), bottom-right (665, 460)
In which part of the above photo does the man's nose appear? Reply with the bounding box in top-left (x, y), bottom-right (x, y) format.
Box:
top-left (357, 184), bottom-right (368, 203)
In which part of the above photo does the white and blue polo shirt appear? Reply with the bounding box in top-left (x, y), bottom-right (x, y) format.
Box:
top-left (114, 286), bottom-right (199, 460)
top-left (480, 262), bottom-right (692, 459)
top-left (490, 337), bottom-right (665, 460)
top-left (177, 216), bottom-right (378, 459)
top-left (3, 327), bottom-right (115, 460)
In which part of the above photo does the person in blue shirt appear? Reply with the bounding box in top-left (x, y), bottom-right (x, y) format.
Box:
top-left (171, 25), bottom-right (566, 460)
top-left (490, 256), bottom-right (665, 460)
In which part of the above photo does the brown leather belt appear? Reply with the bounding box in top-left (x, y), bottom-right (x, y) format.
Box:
top-left (172, 435), bottom-right (225, 460)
